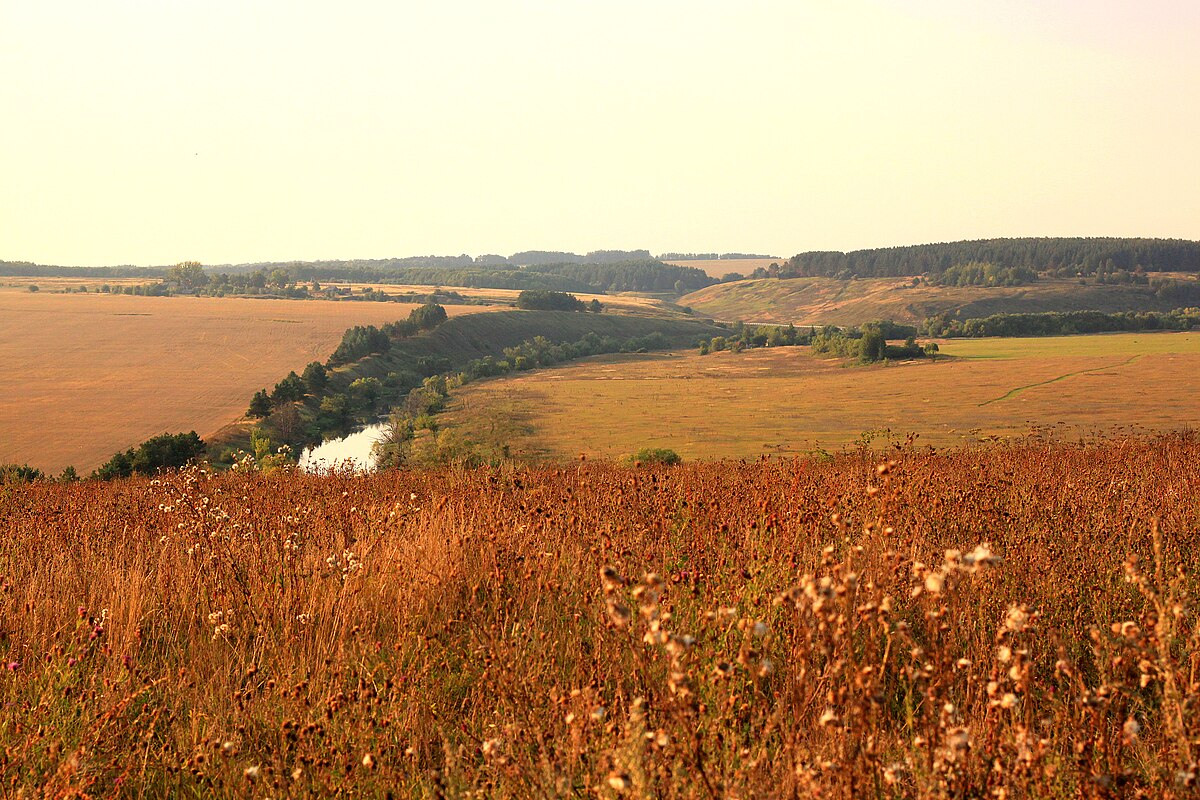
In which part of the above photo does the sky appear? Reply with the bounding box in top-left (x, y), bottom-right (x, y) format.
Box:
top-left (2, 0), bottom-right (1198, 266)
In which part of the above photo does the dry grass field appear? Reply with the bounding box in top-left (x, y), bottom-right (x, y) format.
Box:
top-left (0, 292), bottom-right (491, 473)
top-left (663, 258), bottom-right (782, 279)
top-left (4, 436), bottom-right (1200, 795)
top-left (0, 277), bottom-right (158, 292)
top-left (444, 331), bottom-right (1200, 460)
top-left (679, 275), bottom-right (1197, 326)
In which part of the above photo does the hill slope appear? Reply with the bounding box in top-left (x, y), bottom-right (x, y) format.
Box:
top-left (681, 275), bottom-right (1199, 326)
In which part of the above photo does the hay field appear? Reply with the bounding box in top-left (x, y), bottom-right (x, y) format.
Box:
top-left (445, 331), bottom-right (1200, 459)
top-left (0, 292), bottom-right (490, 473)
top-left (662, 258), bottom-right (782, 279)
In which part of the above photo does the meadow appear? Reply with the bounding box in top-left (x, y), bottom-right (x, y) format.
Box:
top-left (0, 291), bottom-right (490, 474)
top-left (679, 275), bottom-right (1195, 326)
top-left (443, 331), bottom-right (1200, 460)
top-left (3, 435), bottom-right (1200, 796)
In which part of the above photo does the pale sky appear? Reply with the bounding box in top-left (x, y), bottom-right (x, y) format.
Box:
top-left (2, 0), bottom-right (1198, 266)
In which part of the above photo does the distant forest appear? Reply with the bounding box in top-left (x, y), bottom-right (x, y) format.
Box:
top-left (657, 252), bottom-right (779, 261)
top-left (244, 258), bottom-right (715, 295)
top-left (0, 262), bottom-right (167, 278)
top-left (781, 238), bottom-right (1200, 279)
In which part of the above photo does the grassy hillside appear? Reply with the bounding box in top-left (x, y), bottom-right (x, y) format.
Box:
top-left (681, 275), bottom-right (1198, 326)
top-left (5, 436), bottom-right (1200, 795)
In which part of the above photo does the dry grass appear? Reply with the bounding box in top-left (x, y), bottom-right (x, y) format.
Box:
top-left (443, 332), bottom-right (1200, 460)
top-left (680, 275), bottom-right (1193, 326)
top-left (0, 277), bottom-right (157, 293)
top-left (4, 435), bottom-right (1200, 795)
top-left (0, 292), bottom-right (490, 473)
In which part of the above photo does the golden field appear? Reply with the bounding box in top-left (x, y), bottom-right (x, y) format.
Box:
top-left (0, 292), bottom-right (489, 473)
top-left (663, 258), bottom-right (782, 280)
top-left (4, 436), bottom-right (1200, 795)
top-left (443, 331), bottom-right (1200, 460)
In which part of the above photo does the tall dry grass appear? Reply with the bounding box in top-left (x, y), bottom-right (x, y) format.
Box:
top-left (2, 433), bottom-right (1200, 796)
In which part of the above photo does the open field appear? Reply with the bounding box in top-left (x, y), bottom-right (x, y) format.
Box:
top-left (444, 331), bottom-right (1200, 460)
top-left (662, 257), bottom-right (782, 279)
top-left (680, 274), bottom-right (1199, 326)
top-left (0, 292), bottom-right (492, 473)
top-left (5, 437), bottom-right (1200, 795)
top-left (324, 282), bottom-right (681, 316)
top-left (0, 276), bottom-right (157, 292)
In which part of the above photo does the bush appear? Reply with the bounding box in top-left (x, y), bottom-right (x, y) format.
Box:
top-left (1, 463), bottom-right (44, 482)
top-left (516, 290), bottom-right (586, 312)
top-left (625, 447), bottom-right (682, 466)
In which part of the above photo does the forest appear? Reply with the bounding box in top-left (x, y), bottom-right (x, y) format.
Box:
top-left (780, 237), bottom-right (1200, 279)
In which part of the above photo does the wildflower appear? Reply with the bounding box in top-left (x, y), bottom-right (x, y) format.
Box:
top-left (481, 738), bottom-right (503, 758)
top-left (607, 773), bottom-right (631, 792)
top-left (819, 708), bottom-right (839, 727)
top-left (362, 752), bottom-right (375, 769)
top-left (590, 706), bottom-right (606, 723)
top-left (999, 693), bottom-right (1019, 709)
top-left (1123, 717), bottom-right (1141, 743)
top-left (606, 599), bottom-right (631, 628)
top-left (924, 570), bottom-right (946, 594)
top-left (752, 621), bottom-right (769, 638)
top-left (963, 542), bottom-right (1000, 570)
top-left (243, 765), bottom-right (260, 781)
top-left (996, 645), bottom-right (1012, 663)
top-left (758, 658), bottom-right (775, 677)
top-left (1003, 604), bottom-right (1031, 633)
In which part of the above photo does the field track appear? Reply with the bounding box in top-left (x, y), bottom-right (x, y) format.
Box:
top-left (0, 291), bottom-right (490, 473)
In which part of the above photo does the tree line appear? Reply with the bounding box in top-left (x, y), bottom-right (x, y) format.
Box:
top-left (779, 238), bottom-right (1200, 279)
top-left (921, 308), bottom-right (1200, 338)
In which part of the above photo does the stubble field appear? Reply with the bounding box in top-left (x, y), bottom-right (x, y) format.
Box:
top-left (443, 331), bottom-right (1200, 460)
top-left (0, 291), bottom-right (490, 473)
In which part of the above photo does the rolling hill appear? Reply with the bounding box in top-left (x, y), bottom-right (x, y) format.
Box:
top-left (680, 275), bottom-right (1200, 326)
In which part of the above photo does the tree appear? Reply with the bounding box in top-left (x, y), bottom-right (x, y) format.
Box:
top-left (409, 303), bottom-right (448, 330)
top-left (302, 361), bottom-right (328, 393)
top-left (248, 389), bottom-right (272, 418)
top-left (271, 371), bottom-right (306, 405)
top-left (516, 290), bottom-right (586, 312)
top-left (589, 299), bottom-right (604, 313)
top-left (130, 432), bottom-right (205, 474)
top-left (1, 463), bottom-right (44, 482)
top-left (859, 329), bottom-right (886, 363)
top-left (166, 261), bottom-right (208, 291)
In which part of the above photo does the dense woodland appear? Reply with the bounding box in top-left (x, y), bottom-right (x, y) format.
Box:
top-left (780, 237), bottom-right (1200, 279)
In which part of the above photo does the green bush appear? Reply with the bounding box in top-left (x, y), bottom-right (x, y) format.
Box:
top-left (625, 448), bottom-right (682, 466)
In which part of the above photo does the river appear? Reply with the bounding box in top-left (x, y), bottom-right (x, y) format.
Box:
top-left (297, 423), bottom-right (390, 474)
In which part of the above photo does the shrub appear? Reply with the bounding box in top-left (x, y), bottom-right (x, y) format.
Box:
top-left (625, 447), bottom-right (682, 466)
